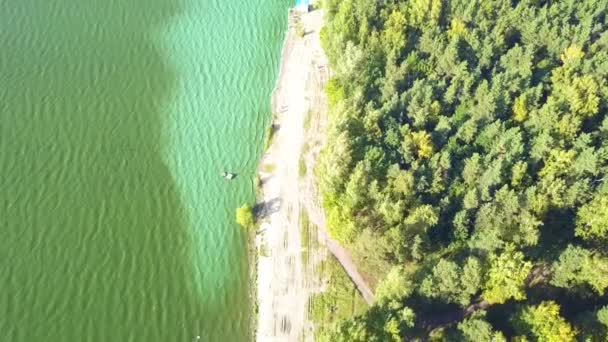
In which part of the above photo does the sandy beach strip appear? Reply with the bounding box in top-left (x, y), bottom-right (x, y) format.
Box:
top-left (254, 6), bottom-right (373, 341)
top-left (255, 8), bottom-right (319, 342)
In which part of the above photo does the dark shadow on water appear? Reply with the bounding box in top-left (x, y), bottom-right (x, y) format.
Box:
top-left (0, 1), bottom-right (243, 340)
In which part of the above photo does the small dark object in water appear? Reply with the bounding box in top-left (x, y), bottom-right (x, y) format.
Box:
top-left (221, 171), bottom-right (236, 180)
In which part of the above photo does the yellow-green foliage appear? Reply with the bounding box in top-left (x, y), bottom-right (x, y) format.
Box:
top-left (410, 131), bottom-right (433, 158)
top-left (512, 94), bottom-right (528, 122)
top-left (511, 161), bottom-right (527, 187)
top-left (560, 45), bottom-right (584, 64)
top-left (539, 149), bottom-right (576, 179)
top-left (576, 194), bottom-right (608, 240)
top-left (448, 18), bottom-right (467, 39)
top-left (381, 10), bottom-right (407, 55)
top-left (325, 198), bottom-right (357, 243)
top-left (235, 204), bottom-right (254, 229)
top-left (514, 301), bottom-right (576, 342)
top-left (410, 0), bottom-right (442, 27)
top-left (570, 75), bottom-right (600, 117)
top-left (295, 21), bottom-right (305, 38)
top-left (483, 246), bottom-right (532, 304)
top-left (264, 123), bottom-right (276, 151)
top-left (326, 77), bottom-right (345, 108)
top-left (375, 266), bottom-right (414, 303)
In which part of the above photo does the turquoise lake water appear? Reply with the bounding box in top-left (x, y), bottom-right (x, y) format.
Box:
top-left (0, 0), bottom-right (290, 340)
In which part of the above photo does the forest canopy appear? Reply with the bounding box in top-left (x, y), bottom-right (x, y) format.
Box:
top-left (316, 0), bottom-right (608, 340)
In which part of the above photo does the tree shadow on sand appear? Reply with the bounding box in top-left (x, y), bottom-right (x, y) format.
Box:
top-left (253, 197), bottom-right (282, 219)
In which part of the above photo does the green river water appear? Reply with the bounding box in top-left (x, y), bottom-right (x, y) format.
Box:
top-left (0, 0), bottom-right (290, 340)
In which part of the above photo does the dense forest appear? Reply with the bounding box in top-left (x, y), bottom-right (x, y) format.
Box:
top-left (316, 0), bottom-right (608, 340)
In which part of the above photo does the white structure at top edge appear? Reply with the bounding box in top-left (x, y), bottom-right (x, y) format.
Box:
top-left (295, 0), bottom-right (310, 13)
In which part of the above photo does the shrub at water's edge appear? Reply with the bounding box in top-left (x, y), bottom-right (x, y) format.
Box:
top-left (236, 204), bottom-right (255, 230)
top-left (239, 201), bottom-right (259, 340)
top-left (264, 121), bottom-right (277, 152)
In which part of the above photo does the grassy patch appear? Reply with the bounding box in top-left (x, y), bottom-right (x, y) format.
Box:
top-left (300, 209), bottom-right (367, 339)
top-left (262, 163), bottom-right (276, 173)
top-left (296, 21), bottom-right (305, 38)
top-left (255, 175), bottom-right (263, 196)
top-left (302, 142), bottom-right (311, 155)
top-left (299, 157), bottom-right (307, 178)
top-left (304, 110), bottom-right (313, 131)
top-left (301, 210), bottom-right (311, 248)
top-left (300, 209), bottom-right (318, 266)
top-left (258, 242), bottom-right (269, 257)
top-left (264, 123), bottom-right (276, 151)
top-left (309, 256), bottom-right (367, 339)
top-left (246, 216), bottom-right (259, 338)
top-left (299, 143), bottom-right (310, 178)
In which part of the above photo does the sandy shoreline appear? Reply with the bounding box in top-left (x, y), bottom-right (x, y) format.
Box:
top-left (254, 8), bottom-right (322, 341)
top-left (254, 6), bottom-right (373, 341)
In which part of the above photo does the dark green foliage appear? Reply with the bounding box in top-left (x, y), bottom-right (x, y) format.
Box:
top-left (572, 309), bottom-right (608, 341)
top-left (551, 245), bottom-right (608, 294)
top-left (419, 257), bottom-right (482, 306)
top-left (321, 302), bottom-right (416, 342)
top-left (317, 0), bottom-right (608, 339)
top-left (598, 306), bottom-right (608, 329)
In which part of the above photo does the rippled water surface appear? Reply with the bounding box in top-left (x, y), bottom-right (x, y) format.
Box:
top-left (0, 0), bottom-right (289, 340)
